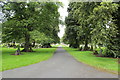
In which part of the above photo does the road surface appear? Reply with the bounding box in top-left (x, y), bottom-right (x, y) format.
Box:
top-left (2, 47), bottom-right (118, 78)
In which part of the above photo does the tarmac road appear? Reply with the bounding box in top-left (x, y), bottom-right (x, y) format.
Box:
top-left (2, 47), bottom-right (118, 78)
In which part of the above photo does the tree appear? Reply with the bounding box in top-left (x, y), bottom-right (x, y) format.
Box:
top-left (106, 2), bottom-right (120, 58)
top-left (90, 2), bottom-right (119, 57)
top-left (64, 2), bottom-right (120, 57)
top-left (2, 2), bottom-right (61, 52)
top-left (63, 3), bottom-right (80, 48)
top-left (64, 2), bottom-right (97, 50)
top-left (30, 30), bottom-right (59, 48)
top-left (72, 2), bottom-right (101, 50)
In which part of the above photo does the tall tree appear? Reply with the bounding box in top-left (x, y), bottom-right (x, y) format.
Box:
top-left (64, 2), bottom-right (119, 57)
top-left (90, 2), bottom-right (119, 57)
top-left (72, 2), bottom-right (100, 50)
top-left (63, 2), bottom-right (80, 48)
top-left (2, 2), bottom-right (61, 52)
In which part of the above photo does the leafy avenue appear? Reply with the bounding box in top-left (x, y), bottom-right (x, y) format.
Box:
top-left (1, 1), bottom-right (119, 74)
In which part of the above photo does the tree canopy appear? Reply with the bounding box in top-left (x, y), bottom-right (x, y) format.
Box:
top-left (2, 2), bottom-right (61, 52)
top-left (63, 2), bottom-right (120, 58)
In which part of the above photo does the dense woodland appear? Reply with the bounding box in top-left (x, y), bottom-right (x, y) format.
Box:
top-left (63, 2), bottom-right (120, 58)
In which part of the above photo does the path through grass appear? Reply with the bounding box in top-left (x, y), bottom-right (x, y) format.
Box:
top-left (1, 47), bottom-right (56, 71)
top-left (64, 47), bottom-right (118, 74)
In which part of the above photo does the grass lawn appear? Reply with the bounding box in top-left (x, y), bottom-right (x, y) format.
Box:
top-left (64, 47), bottom-right (118, 74)
top-left (1, 47), bottom-right (57, 71)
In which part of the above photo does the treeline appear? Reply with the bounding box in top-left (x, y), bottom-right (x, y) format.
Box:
top-left (2, 2), bottom-right (61, 53)
top-left (63, 2), bottom-right (120, 58)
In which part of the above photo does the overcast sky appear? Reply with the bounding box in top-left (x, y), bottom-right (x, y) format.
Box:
top-left (58, 0), bottom-right (69, 38)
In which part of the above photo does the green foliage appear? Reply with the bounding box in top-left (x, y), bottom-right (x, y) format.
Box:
top-left (63, 3), bottom-right (80, 48)
top-left (90, 2), bottom-right (119, 57)
top-left (30, 30), bottom-right (56, 45)
top-left (64, 2), bottom-right (120, 57)
top-left (2, 2), bottom-right (61, 51)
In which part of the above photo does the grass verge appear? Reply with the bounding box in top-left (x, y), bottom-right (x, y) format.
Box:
top-left (64, 47), bottom-right (118, 74)
top-left (1, 47), bottom-right (56, 71)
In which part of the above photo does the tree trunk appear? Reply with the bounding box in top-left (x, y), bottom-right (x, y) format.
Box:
top-left (32, 40), bottom-right (35, 47)
top-left (12, 41), bottom-right (16, 48)
top-left (83, 39), bottom-right (89, 51)
top-left (15, 47), bottom-right (21, 55)
top-left (69, 43), bottom-right (79, 48)
top-left (69, 39), bottom-right (79, 48)
top-left (90, 45), bottom-right (93, 51)
top-left (94, 44), bottom-right (97, 49)
top-left (75, 39), bottom-right (79, 48)
top-left (42, 43), bottom-right (52, 48)
top-left (21, 33), bottom-right (33, 52)
top-left (98, 47), bottom-right (103, 57)
top-left (69, 44), bottom-right (72, 47)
